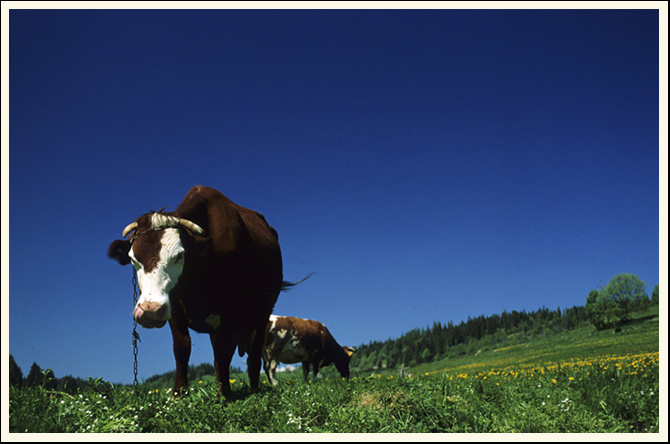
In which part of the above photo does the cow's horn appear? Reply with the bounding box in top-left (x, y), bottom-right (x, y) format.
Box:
top-left (122, 222), bottom-right (138, 238)
top-left (177, 218), bottom-right (205, 235)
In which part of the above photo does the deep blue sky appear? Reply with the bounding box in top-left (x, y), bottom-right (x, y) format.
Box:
top-left (6, 7), bottom-right (663, 385)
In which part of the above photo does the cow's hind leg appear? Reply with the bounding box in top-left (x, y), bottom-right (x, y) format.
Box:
top-left (247, 328), bottom-right (265, 389)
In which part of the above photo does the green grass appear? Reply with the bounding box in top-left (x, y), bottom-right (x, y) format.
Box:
top-left (9, 307), bottom-right (660, 433)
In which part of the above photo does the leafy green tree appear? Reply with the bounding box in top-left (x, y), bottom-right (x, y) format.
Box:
top-left (604, 273), bottom-right (649, 312)
top-left (585, 289), bottom-right (607, 330)
top-left (586, 274), bottom-right (648, 330)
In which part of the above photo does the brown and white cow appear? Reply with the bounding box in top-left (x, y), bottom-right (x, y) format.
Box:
top-left (262, 315), bottom-right (355, 385)
top-left (107, 185), bottom-right (299, 397)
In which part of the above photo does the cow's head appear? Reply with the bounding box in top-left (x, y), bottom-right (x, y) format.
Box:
top-left (343, 346), bottom-right (355, 371)
top-left (107, 212), bottom-right (207, 329)
top-left (332, 346), bottom-right (356, 379)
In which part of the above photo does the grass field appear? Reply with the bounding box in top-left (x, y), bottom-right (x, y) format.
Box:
top-left (9, 307), bottom-right (661, 433)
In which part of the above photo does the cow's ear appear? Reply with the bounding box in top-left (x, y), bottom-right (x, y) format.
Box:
top-left (195, 236), bottom-right (213, 258)
top-left (107, 239), bottom-right (131, 266)
top-left (181, 231), bottom-right (212, 258)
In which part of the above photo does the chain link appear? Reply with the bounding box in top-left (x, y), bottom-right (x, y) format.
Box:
top-left (132, 269), bottom-right (140, 391)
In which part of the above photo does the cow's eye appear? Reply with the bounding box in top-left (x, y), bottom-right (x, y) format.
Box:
top-left (174, 252), bottom-right (185, 264)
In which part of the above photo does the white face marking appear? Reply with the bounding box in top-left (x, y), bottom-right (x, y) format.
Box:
top-left (129, 228), bottom-right (184, 320)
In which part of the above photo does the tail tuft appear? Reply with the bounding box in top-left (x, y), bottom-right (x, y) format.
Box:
top-left (281, 272), bottom-right (316, 291)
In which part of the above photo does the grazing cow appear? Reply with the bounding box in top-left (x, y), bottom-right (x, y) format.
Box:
top-left (262, 315), bottom-right (355, 385)
top-left (108, 185), bottom-right (298, 397)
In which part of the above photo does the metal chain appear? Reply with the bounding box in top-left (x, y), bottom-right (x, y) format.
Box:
top-left (132, 269), bottom-right (140, 390)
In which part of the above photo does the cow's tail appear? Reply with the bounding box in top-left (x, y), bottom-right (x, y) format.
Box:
top-left (281, 272), bottom-right (316, 291)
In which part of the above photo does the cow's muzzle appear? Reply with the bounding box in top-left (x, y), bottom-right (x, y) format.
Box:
top-left (133, 301), bottom-right (169, 328)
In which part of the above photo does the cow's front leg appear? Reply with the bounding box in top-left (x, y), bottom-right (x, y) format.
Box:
top-left (311, 360), bottom-right (321, 383)
top-left (210, 333), bottom-right (237, 397)
top-left (262, 347), bottom-right (279, 386)
top-left (168, 317), bottom-right (191, 397)
top-left (264, 358), bottom-right (279, 385)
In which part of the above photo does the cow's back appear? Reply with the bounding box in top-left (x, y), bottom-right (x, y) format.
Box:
top-left (264, 316), bottom-right (328, 363)
top-left (175, 185), bottom-right (281, 275)
top-left (173, 186), bottom-right (283, 330)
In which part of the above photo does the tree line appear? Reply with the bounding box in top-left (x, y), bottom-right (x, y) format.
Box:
top-left (8, 356), bottom-right (245, 393)
top-left (349, 304), bottom-right (586, 374)
top-left (8, 357), bottom-right (93, 393)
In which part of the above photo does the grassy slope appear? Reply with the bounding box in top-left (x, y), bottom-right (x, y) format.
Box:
top-left (9, 306), bottom-right (660, 433)
top-left (406, 305), bottom-right (659, 378)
